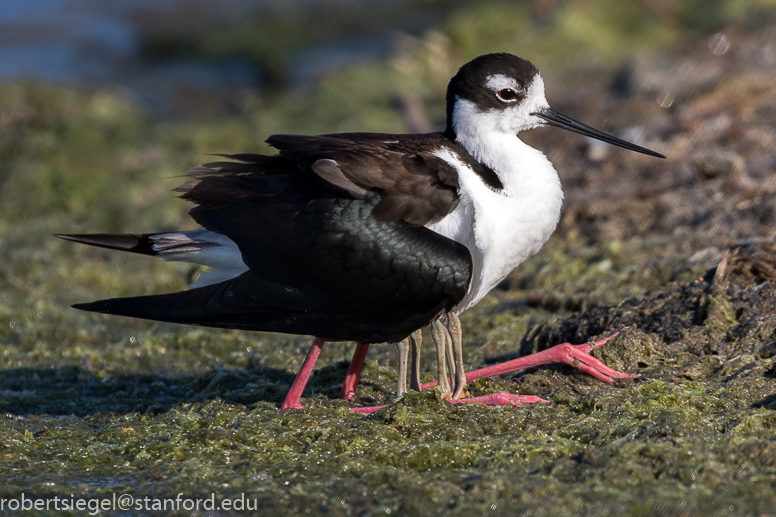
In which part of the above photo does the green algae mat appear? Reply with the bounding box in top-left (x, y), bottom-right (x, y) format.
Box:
top-left (3, 248), bottom-right (776, 515)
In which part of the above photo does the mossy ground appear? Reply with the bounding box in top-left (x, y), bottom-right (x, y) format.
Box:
top-left (2, 5), bottom-right (776, 516)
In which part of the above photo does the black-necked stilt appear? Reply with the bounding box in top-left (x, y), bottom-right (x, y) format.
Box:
top-left (57, 53), bottom-right (663, 411)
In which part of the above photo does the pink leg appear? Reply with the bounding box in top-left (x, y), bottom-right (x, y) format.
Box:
top-left (350, 330), bottom-right (636, 414)
top-left (421, 330), bottom-right (638, 390)
top-left (339, 342), bottom-right (370, 401)
top-left (449, 393), bottom-right (548, 406)
top-left (280, 338), bottom-right (325, 410)
top-left (350, 405), bottom-right (390, 414)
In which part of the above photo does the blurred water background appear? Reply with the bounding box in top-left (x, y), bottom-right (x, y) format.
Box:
top-left (2, 0), bottom-right (767, 118)
top-left (0, 0), bottom-right (458, 117)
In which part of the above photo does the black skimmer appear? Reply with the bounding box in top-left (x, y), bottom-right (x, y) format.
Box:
top-left (56, 53), bottom-right (663, 411)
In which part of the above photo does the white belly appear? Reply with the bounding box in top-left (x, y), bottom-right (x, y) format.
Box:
top-left (427, 143), bottom-right (563, 312)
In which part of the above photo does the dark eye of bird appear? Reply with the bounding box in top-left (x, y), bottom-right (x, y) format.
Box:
top-left (497, 88), bottom-right (518, 101)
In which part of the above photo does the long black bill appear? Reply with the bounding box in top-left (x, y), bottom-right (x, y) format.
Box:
top-left (533, 108), bottom-right (665, 159)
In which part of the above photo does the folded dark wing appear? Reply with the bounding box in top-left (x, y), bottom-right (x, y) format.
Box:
top-left (78, 163), bottom-right (472, 343)
top-left (267, 133), bottom-right (461, 227)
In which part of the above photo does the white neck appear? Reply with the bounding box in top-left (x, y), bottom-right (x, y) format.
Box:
top-left (429, 93), bottom-right (564, 311)
top-left (453, 117), bottom-right (544, 194)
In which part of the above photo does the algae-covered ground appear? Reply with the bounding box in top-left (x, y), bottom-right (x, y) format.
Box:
top-left (2, 4), bottom-right (776, 516)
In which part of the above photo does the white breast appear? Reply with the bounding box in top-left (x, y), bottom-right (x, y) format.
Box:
top-left (426, 136), bottom-right (563, 312)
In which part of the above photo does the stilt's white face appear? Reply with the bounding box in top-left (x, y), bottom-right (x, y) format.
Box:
top-left (446, 53), bottom-right (664, 160)
top-left (452, 73), bottom-right (551, 137)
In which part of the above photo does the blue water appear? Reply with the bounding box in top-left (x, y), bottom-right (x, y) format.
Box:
top-left (0, 0), bottom-right (387, 117)
top-left (0, 0), bottom-right (143, 80)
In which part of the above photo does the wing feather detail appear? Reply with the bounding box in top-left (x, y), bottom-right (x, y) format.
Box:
top-left (266, 133), bottom-right (461, 226)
